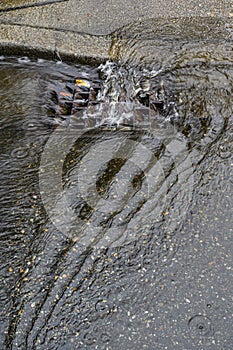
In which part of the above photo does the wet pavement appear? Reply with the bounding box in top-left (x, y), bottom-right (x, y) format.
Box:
top-left (0, 2), bottom-right (233, 350)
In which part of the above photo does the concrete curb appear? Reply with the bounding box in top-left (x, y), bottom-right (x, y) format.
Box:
top-left (0, 22), bottom-right (110, 64)
top-left (0, 0), bottom-right (232, 65)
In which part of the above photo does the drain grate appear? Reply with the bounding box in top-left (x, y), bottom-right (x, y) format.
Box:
top-left (47, 74), bottom-right (169, 130)
top-left (47, 77), bottom-right (102, 118)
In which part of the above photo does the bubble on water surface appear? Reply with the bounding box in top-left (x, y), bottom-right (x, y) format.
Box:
top-left (188, 315), bottom-right (214, 339)
top-left (17, 56), bottom-right (31, 63)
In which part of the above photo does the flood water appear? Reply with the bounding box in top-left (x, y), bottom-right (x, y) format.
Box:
top-left (0, 18), bottom-right (232, 350)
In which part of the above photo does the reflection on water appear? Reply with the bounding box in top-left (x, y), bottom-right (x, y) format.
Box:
top-left (0, 17), bottom-right (232, 350)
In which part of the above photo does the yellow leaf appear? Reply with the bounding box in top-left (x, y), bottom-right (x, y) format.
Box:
top-left (75, 79), bottom-right (90, 88)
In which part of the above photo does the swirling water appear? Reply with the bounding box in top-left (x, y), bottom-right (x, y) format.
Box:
top-left (0, 17), bottom-right (232, 350)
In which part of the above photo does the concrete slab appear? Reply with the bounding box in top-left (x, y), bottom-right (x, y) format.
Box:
top-left (0, 0), bottom-right (67, 11)
top-left (1, 0), bottom-right (233, 35)
top-left (0, 0), bottom-right (233, 62)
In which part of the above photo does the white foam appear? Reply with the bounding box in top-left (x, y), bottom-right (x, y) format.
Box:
top-left (18, 56), bottom-right (31, 63)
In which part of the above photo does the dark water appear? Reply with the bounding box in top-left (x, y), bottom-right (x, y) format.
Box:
top-left (0, 17), bottom-right (232, 350)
